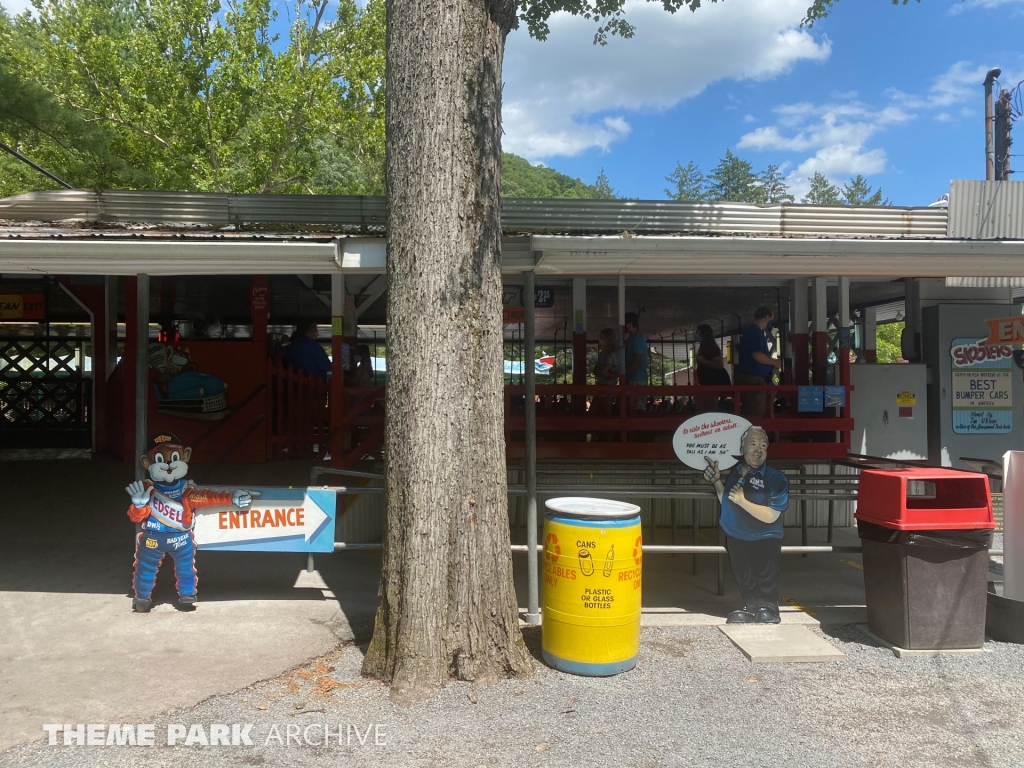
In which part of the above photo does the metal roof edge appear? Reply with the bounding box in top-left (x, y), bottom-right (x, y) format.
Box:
top-left (0, 189), bottom-right (948, 239)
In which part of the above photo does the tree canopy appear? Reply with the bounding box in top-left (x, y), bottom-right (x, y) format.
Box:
top-left (665, 152), bottom-right (795, 204)
top-left (666, 156), bottom-right (888, 206)
top-left (500, 153), bottom-right (616, 198)
top-left (0, 0), bottom-right (385, 196)
top-left (801, 171), bottom-right (888, 205)
top-left (802, 171), bottom-right (843, 205)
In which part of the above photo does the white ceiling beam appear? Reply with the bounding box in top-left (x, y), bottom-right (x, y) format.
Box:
top-left (355, 275), bottom-right (387, 319)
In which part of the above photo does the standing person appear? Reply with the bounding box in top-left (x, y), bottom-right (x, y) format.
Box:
top-left (694, 323), bottom-right (730, 412)
top-left (702, 426), bottom-right (789, 624)
top-left (623, 312), bottom-right (649, 412)
top-left (285, 320), bottom-right (331, 378)
top-left (737, 305), bottom-right (781, 417)
top-left (592, 328), bottom-right (619, 416)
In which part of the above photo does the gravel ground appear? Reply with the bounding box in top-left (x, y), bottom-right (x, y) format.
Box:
top-left (5, 623), bottom-right (1024, 768)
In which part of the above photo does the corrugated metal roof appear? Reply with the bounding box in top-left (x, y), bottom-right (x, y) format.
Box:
top-left (0, 189), bottom-right (948, 238)
top-left (948, 180), bottom-right (1024, 239)
top-left (0, 190), bottom-right (388, 231)
top-left (529, 235), bottom-right (1024, 277)
top-left (0, 239), bottom-right (339, 275)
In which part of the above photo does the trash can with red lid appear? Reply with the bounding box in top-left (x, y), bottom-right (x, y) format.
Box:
top-left (856, 468), bottom-right (995, 650)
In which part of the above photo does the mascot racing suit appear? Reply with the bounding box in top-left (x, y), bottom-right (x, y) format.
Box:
top-left (128, 480), bottom-right (233, 599)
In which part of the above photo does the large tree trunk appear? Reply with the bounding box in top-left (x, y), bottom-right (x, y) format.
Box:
top-left (361, 0), bottom-right (533, 703)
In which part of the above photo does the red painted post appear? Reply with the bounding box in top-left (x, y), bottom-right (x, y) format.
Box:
top-left (250, 275), bottom-right (268, 344)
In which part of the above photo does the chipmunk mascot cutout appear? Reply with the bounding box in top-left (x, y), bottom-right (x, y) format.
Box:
top-left (125, 432), bottom-right (251, 612)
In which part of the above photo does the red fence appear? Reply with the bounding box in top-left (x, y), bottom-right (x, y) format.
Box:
top-left (504, 383), bottom-right (853, 461)
top-left (328, 386), bottom-right (386, 468)
top-left (263, 376), bottom-right (848, 465)
top-left (266, 360), bottom-right (329, 460)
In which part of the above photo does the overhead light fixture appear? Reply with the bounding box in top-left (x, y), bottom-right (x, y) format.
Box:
top-left (895, 311), bottom-right (905, 322)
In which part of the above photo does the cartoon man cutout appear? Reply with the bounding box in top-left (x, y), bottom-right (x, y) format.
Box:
top-left (125, 432), bottom-right (251, 612)
top-left (703, 426), bottom-right (789, 624)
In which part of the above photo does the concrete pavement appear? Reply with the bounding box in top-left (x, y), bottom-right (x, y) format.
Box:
top-left (1, 457), bottom-right (870, 752)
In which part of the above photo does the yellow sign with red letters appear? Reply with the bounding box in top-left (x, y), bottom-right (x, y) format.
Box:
top-left (0, 294), bottom-right (44, 320)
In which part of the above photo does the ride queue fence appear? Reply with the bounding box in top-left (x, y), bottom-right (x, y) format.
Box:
top-left (266, 360), bottom-right (329, 460)
top-left (504, 383), bottom-right (853, 462)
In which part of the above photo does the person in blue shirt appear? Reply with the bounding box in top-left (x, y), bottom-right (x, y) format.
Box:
top-left (737, 305), bottom-right (781, 417)
top-left (623, 312), bottom-right (649, 411)
top-left (285, 321), bottom-right (331, 378)
top-left (703, 426), bottom-right (789, 624)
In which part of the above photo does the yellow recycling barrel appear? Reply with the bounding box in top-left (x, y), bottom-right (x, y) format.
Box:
top-left (541, 497), bottom-right (642, 676)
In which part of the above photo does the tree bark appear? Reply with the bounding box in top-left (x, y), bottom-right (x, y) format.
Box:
top-left (361, 0), bottom-right (532, 703)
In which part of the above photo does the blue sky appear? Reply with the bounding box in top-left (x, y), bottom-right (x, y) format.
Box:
top-left (502, 0), bottom-right (1024, 205)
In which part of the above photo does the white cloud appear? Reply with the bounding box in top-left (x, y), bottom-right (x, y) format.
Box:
top-left (949, 0), bottom-right (1024, 15)
top-left (738, 60), bottom-right (1011, 199)
top-left (886, 61), bottom-right (992, 109)
top-left (501, 0), bottom-right (830, 160)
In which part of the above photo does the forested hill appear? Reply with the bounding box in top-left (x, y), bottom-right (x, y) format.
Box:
top-left (501, 153), bottom-right (614, 199)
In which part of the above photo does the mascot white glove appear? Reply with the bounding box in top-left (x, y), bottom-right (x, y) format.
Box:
top-left (126, 480), bottom-right (153, 508)
top-left (232, 490), bottom-right (252, 509)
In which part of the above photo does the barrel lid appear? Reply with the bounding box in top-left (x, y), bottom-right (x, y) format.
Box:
top-left (544, 497), bottom-right (641, 519)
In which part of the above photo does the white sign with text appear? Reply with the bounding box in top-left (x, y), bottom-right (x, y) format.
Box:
top-left (671, 413), bottom-right (752, 471)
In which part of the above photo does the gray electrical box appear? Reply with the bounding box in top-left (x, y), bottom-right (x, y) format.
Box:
top-left (922, 303), bottom-right (1024, 468)
top-left (850, 364), bottom-right (928, 460)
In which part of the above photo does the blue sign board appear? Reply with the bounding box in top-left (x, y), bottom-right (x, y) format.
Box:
top-left (798, 386), bottom-right (824, 413)
top-left (823, 385), bottom-right (846, 408)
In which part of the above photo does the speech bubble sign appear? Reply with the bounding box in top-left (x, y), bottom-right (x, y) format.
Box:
top-left (672, 413), bottom-right (753, 471)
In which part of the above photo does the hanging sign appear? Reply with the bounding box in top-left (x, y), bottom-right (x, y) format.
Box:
top-left (672, 413), bottom-right (752, 471)
top-left (501, 285), bottom-right (555, 309)
top-left (193, 487), bottom-right (337, 552)
top-left (0, 294), bottom-right (44, 320)
top-left (534, 286), bottom-right (555, 309)
top-left (503, 306), bottom-right (525, 325)
top-left (950, 337), bottom-right (1013, 434)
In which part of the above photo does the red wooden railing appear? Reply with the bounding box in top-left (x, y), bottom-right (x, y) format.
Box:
top-left (266, 360), bottom-right (329, 460)
top-left (503, 383), bottom-right (853, 461)
top-left (265, 375), bottom-right (849, 465)
top-left (327, 386), bottom-right (386, 468)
